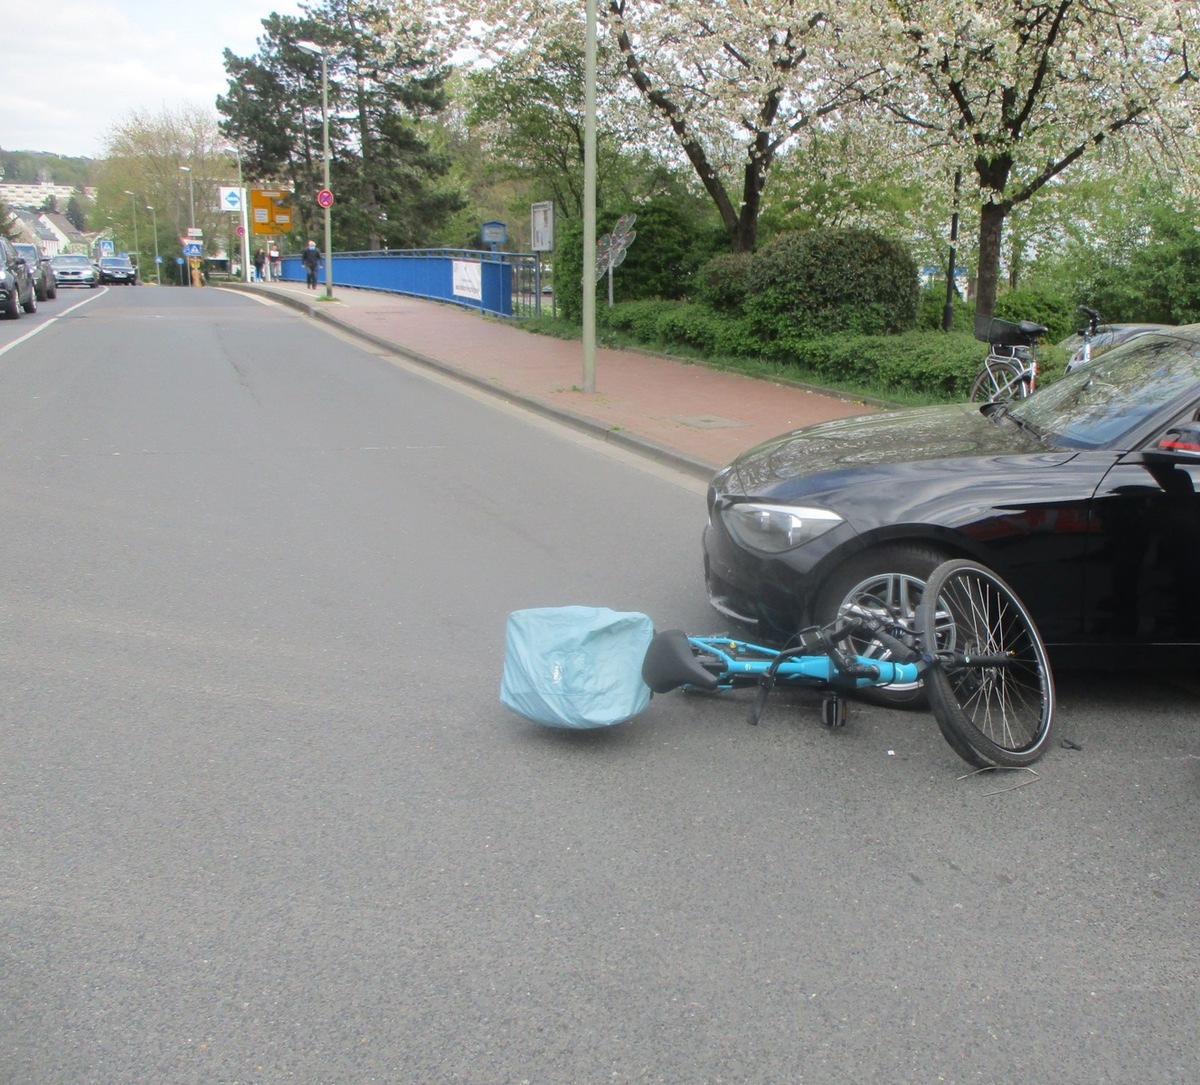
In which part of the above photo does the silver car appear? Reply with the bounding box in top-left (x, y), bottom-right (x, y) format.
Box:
top-left (51, 253), bottom-right (100, 288)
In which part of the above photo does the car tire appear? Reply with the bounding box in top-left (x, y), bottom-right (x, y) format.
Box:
top-left (22, 286), bottom-right (36, 314)
top-left (812, 543), bottom-right (951, 710)
top-left (47, 281), bottom-right (57, 299)
top-left (4, 286), bottom-right (21, 319)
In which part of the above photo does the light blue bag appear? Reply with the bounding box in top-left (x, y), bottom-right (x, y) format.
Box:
top-left (501, 606), bottom-right (655, 729)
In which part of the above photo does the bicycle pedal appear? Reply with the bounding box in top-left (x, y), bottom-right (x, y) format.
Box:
top-left (821, 694), bottom-right (848, 729)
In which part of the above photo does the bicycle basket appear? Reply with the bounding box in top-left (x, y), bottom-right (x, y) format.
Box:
top-left (973, 314), bottom-right (1042, 347)
top-left (500, 606), bottom-right (655, 729)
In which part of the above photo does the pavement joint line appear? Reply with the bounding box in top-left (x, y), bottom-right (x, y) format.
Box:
top-left (223, 282), bottom-right (718, 482)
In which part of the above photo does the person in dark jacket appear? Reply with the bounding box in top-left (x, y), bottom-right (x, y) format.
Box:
top-left (252, 248), bottom-right (266, 282)
top-left (301, 240), bottom-right (320, 290)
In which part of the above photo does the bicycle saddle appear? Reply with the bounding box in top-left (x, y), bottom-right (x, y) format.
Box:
top-left (641, 629), bottom-right (721, 693)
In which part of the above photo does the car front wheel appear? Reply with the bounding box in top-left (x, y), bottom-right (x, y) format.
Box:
top-left (813, 543), bottom-right (952, 709)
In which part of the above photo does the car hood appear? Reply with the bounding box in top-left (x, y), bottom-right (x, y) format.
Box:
top-left (718, 402), bottom-right (1076, 501)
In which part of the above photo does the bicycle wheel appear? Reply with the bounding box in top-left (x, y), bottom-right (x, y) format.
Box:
top-left (969, 359), bottom-right (1030, 403)
top-left (917, 560), bottom-right (1054, 769)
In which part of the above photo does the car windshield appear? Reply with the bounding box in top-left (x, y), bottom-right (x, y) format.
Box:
top-left (101, 258), bottom-right (131, 267)
top-left (1009, 329), bottom-right (1200, 449)
top-left (54, 255), bottom-right (91, 266)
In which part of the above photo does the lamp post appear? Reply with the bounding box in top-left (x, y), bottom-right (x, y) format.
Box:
top-left (146, 205), bottom-right (161, 285)
top-left (179, 165), bottom-right (196, 286)
top-left (123, 191), bottom-right (140, 275)
top-left (295, 39), bottom-right (333, 299)
top-left (178, 165), bottom-right (195, 228)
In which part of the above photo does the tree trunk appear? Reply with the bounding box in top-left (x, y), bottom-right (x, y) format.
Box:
top-left (975, 202), bottom-right (1006, 320)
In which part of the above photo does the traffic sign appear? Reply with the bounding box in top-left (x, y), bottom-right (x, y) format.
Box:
top-left (219, 186), bottom-right (243, 212)
top-left (317, 188), bottom-right (335, 208)
top-left (183, 241), bottom-right (202, 257)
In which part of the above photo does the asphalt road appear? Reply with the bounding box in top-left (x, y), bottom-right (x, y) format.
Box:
top-left (2, 286), bottom-right (1198, 1084)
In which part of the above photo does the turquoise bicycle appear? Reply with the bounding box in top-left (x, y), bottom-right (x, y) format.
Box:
top-left (503, 559), bottom-right (1056, 770)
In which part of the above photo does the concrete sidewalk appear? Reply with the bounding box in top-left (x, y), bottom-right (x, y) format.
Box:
top-left (225, 281), bottom-right (879, 480)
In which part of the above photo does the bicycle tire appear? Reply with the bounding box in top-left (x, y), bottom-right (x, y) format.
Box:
top-left (969, 359), bottom-right (1031, 403)
top-left (917, 560), bottom-right (1055, 769)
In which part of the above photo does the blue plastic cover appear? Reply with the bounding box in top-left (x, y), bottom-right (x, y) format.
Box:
top-left (501, 606), bottom-right (655, 729)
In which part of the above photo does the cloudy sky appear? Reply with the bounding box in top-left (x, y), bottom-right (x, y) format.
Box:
top-left (0, 0), bottom-right (307, 159)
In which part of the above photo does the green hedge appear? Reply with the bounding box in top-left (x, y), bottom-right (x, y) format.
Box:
top-left (599, 298), bottom-right (989, 400)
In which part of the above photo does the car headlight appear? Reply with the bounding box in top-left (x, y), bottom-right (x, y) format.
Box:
top-left (721, 502), bottom-right (844, 553)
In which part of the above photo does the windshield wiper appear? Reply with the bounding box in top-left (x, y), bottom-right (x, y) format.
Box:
top-left (986, 400), bottom-right (1047, 442)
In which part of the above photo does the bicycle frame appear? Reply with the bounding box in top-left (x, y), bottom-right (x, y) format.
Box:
top-left (686, 635), bottom-right (922, 690)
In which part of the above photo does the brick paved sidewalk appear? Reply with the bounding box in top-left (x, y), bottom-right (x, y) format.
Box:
top-left (228, 281), bottom-right (879, 479)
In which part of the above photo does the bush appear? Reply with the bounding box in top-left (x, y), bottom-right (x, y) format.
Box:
top-left (992, 287), bottom-right (1075, 341)
top-left (601, 299), bottom-right (681, 343)
top-left (784, 330), bottom-right (986, 399)
top-left (744, 228), bottom-right (920, 341)
top-left (693, 251), bottom-right (755, 312)
top-left (918, 287), bottom-right (973, 333)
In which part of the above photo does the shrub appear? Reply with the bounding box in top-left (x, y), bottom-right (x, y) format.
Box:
top-left (993, 287), bottom-right (1075, 341)
top-left (693, 251), bottom-right (755, 312)
top-left (781, 330), bottom-right (986, 400)
top-left (744, 228), bottom-right (920, 341)
top-left (918, 287), bottom-right (973, 334)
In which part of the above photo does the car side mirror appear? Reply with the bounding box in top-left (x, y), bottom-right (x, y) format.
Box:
top-left (1145, 421), bottom-right (1200, 463)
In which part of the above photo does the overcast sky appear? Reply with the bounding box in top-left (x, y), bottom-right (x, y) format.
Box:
top-left (0, 0), bottom-right (307, 160)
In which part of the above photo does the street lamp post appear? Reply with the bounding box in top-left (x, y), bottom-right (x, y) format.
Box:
top-left (296, 40), bottom-right (333, 299)
top-left (179, 165), bottom-right (196, 286)
top-left (146, 206), bottom-right (161, 285)
top-left (124, 191), bottom-right (140, 275)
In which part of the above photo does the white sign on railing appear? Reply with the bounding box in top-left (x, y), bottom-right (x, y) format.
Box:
top-left (452, 260), bottom-right (482, 301)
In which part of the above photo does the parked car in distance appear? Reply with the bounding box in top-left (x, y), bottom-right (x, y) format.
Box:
top-left (13, 243), bottom-right (57, 301)
top-left (1, 237), bottom-right (38, 318)
top-left (51, 253), bottom-right (100, 288)
top-left (1060, 322), bottom-right (1172, 374)
top-left (98, 256), bottom-right (138, 285)
top-left (702, 326), bottom-right (1200, 706)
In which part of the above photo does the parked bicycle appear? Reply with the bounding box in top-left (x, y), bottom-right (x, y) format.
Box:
top-left (502, 559), bottom-right (1056, 770)
top-left (969, 314), bottom-right (1049, 402)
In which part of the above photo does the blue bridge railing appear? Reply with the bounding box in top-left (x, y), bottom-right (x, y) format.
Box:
top-left (279, 248), bottom-right (545, 318)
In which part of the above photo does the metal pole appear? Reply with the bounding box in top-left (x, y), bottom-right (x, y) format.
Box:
top-left (179, 165), bottom-right (195, 286)
top-left (124, 191), bottom-right (140, 272)
top-left (581, 0), bottom-right (597, 393)
top-left (320, 49), bottom-right (333, 300)
top-left (146, 206), bottom-right (161, 284)
top-left (231, 147), bottom-right (251, 283)
top-left (943, 169), bottom-right (962, 332)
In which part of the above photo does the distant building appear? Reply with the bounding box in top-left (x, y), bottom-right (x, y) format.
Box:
top-left (0, 181), bottom-right (96, 209)
top-left (5, 207), bottom-right (96, 255)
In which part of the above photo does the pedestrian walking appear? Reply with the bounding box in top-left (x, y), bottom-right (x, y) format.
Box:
top-left (253, 248), bottom-right (266, 282)
top-left (301, 239), bottom-right (320, 290)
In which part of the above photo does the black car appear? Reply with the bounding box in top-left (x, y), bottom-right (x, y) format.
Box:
top-left (51, 253), bottom-right (100, 288)
top-left (1, 237), bottom-right (38, 318)
top-left (13, 242), bottom-right (57, 301)
top-left (98, 256), bottom-right (137, 285)
top-left (702, 326), bottom-right (1200, 704)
